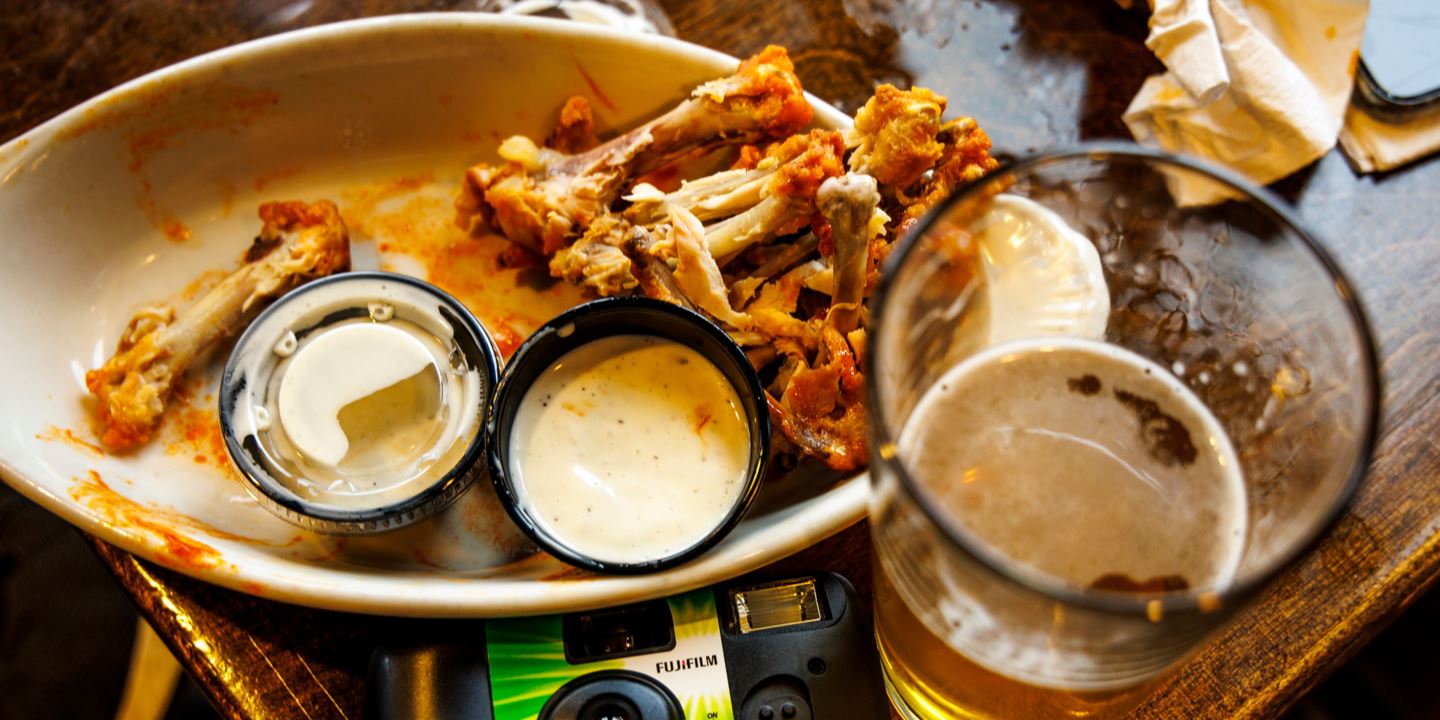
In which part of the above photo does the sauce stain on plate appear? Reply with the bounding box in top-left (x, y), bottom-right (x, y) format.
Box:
top-left (68, 470), bottom-right (302, 573)
top-left (541, 565), bottom-right (598, 582)
top-left (60, 82), bottom-right (283, 241)
top-left (251, 164), bottom-right (306, 192)
top-left (338, 174), bottom-right (436, 237)
top-left (35, 426), bottom-right (106, 457)
top-left (70, 470), bottom-right (228, 572)
top-left (55, 82), bottom-right (182, 141)
top-left (412, 548), bottom-right (447, 570)
top-left (340, 176), bottom-right (586, 358)
top-left (166, 400), bottom-right (236, 476)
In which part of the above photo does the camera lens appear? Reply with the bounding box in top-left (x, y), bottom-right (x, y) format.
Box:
top-left (579, 695), bottom-right (642, 720)
top-left (538, 670), bottom-right (682, 720)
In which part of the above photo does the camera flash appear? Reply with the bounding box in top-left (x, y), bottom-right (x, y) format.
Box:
top-left (732, 578), bottom-right (823, 633)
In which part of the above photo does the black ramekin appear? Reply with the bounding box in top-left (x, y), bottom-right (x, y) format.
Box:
top-left (487, 296), bottom-right (771, 574)
top-left (219, 271), bottom-right (500, 535)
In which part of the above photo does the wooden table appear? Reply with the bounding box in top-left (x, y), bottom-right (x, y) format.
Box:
top-left (8, 1), bottom-right (1440, 718)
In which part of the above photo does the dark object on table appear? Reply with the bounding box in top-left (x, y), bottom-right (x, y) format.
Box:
top-left (0, 484), bottom-right (132, 720)
top-left (366, 572), bottom-right (884, 719)
top-left (1354, 0), bottom-right (1440, 121)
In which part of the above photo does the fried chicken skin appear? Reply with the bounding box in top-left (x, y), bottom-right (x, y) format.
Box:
top-left (769, 324), bottom-right (869, 471)
top-left (896, 117), bottom-right (1000, 234)
top-left (847, 85), bottom-right (947, 190)
top-left (548, 213), bottom-right (642, 297)
top-left (85, 201), bottom-right (350, 450)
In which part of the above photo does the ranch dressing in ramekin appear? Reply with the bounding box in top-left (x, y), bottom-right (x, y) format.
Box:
top-left (508, 335), bottom-right (752, 565)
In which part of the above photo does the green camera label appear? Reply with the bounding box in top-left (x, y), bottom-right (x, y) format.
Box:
top-left (486, 588), bottom-right (734, 720)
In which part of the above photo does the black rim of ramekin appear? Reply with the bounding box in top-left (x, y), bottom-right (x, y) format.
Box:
top-left (219, 271), bottom-right (501, 534)
top-left (487, 296), bottom-right (771, 574)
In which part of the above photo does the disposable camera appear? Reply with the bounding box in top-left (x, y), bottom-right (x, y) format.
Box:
top-left (367, 572), bottom-right (887, 719)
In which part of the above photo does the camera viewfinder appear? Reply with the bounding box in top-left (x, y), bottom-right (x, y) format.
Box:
top-left (563, 599), bottom-right (676, 663)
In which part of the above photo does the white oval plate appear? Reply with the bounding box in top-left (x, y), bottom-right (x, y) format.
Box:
top-left (0, 14), bottom-right (867, 617)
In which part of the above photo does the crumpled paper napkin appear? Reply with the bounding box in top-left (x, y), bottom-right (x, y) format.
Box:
top-left (1123, 0), bottom-right (1368, 202)
top-left (1339, 103), bottom-right (1440, 173)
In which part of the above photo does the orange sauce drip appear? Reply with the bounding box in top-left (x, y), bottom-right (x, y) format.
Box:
top-left (164, 395), bottom-right (236, 478)
top-left (412, 549), bottom-right (446, 570)
top-left (573, 60), bottom-right (619, 112)
top-left (69, 470), bottom-right (225, 571)
top-left (36, 426), bottom-right (106, 456)
top-left (251, 164), bottom-right (305, 192)
top-left (163, 220), bottom-right (191, 242)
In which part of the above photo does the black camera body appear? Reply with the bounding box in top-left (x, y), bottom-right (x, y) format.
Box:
top-left (366, 572), bottom-right (887, 719)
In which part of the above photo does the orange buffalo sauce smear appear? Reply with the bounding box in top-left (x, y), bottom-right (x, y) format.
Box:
top-left (69, 470), bottom-right (225, 571)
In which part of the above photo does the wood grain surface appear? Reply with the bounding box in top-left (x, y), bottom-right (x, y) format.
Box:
top-left (7, 1), bottom-right (1440, 718)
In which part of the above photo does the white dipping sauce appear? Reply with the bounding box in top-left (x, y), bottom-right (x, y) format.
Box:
top-left (277, 323), bottom-right (436, 467)
top-left (508, 335), bottom-right (752, 564)
top-left (254, 314), bottom-right (480, 510)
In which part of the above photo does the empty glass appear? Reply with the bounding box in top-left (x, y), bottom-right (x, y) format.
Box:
top-left (867, 145), bottom-right (1380, 719)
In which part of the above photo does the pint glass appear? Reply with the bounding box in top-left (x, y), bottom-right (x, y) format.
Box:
top-left (867, 147), bottom-right (1380, 719)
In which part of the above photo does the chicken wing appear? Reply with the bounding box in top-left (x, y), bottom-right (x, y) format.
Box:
top-left (895, 117), bottom-right (999, 235)
top-left (666, 205), bottom-right (813, 343)
top-left (546, 95), bottom-right (600, 154)
top-left (86, 201), bottom-right (351, 450)
top-left (768, 324), bottom-right (868, 471)
top-left (756, 175), bottom-right (881, 470)
top-left (458, 46), bottom-right (812, 255)
top-left (452, 61), bottom-right (1000, 473)
top-left (548, 213), bottom-right (642, 297)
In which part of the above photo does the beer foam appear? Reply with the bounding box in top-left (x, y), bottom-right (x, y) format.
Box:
top-left (895, 337), bottom-right (1247, 690)
top-left (902, 337), bottom-right (1246, 592)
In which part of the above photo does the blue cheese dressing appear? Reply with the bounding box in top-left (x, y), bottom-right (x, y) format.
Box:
top-left (509, 335), bottom-right (751, 564)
